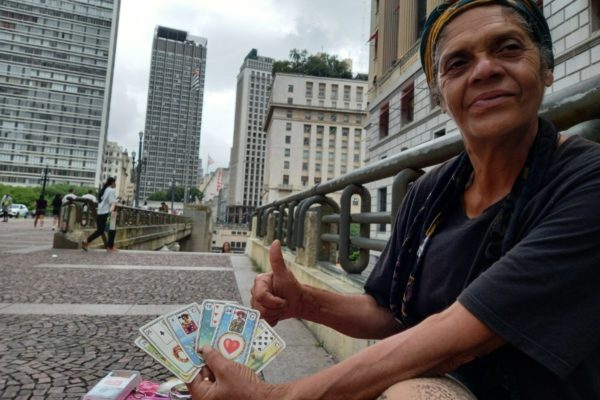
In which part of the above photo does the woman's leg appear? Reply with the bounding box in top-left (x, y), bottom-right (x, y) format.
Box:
top-left (86, 214), bottom-right (108, 243)
top-left (106, 229), bottom-right (117, 250)
top-left (378, 377), bottom-right (477, 400)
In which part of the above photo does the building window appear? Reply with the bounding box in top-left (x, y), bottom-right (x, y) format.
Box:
top-left (301, 176), bottom-right (308, 186)
top-left (356, 86), bottom-right (364, 102)
top-left (287, 97), bottom-right (293, 104)
top-left (343, 85), bottom-right (351, 101)
top-left (434, 129), bottom-right (446, 139)
top-left (283, 174), bottom-right (289, 185)
top-left (288, 84), bottom-right (294, 93)
top-left (302, 162), bottom-right (308, 171)
top-left (318, 83), bottom-right (326, 98)
top-left (314, 177), bottom-right (321, 184)
top-left (401, 82), bottom-right (415, 125)
top-left (379, 102), bottom-right (390, 139)
top-left (318, 112), bottom-right (324, 121)
top-left (305, 82), bottom-right (313, 97)
top-left (284, 160), bottom-right (290, 169)
top-left (331, 84), bottom-right (338, 99)
top-left (378, 187), bottom-right (387, 232)
top-left (304, 124), bottom-right (311, 133)
top-left (284, 148), bottom-right (290, 157)
top-left (286, 109), bottom-right (293, 118)
top-left (286, 122), bottom-right (292, 131)
top-left (305, 111), bottom-right (312, 120)
top-left (332, 113), bottom-right (338, 122)
top-left (592, 1), bottom-right (600, 32)
top-left (303, 137), bottom-right (310, 146)
top-left (285, 135), bottom-right (291, 144)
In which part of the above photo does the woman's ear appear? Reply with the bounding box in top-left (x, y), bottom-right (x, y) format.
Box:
top-left (543, 69), bottom-right (554, 87)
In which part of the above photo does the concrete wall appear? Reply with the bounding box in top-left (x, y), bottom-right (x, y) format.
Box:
top-left (246, 236), bottom-right (375, 362)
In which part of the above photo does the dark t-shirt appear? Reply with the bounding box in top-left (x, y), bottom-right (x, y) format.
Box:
top-left (35, 198), bottom-right (47, 212)
top-left (365, 134), bottom-right (600, 399)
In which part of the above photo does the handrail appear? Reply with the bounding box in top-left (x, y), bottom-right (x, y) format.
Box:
top-left (253, 74), bottom-right (600, 274)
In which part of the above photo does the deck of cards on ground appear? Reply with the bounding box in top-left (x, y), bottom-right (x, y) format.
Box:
top-left (135, 300), bottom-right (286, 383)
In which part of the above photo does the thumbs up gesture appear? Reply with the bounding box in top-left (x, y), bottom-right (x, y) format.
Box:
top-left (251, 240), bottom-right (305, 326)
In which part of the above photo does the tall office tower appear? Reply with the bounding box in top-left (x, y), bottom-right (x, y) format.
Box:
top-left (141, 26), bottom-right (207, 200)
top-left (0, 0), bottom-right (120, 186)
top-left (227, 49), bottom-right (273, 224)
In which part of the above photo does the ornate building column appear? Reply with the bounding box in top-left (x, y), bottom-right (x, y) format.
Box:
top-left (398, 0), bottom-right (418, 58)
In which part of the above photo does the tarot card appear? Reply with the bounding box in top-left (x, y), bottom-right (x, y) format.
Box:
top-left (139, 316), bottom-right (197, 379)
top-left (245, 319), bottom-right (286, 373)
top-left (211, 304), bottom-right (259, 364)
top-left (164, 303), bottom-right (204, 366)
top-left (134, 336), bottom-right (199, 383)
top-left (196, 300), bottom-right (227, 351)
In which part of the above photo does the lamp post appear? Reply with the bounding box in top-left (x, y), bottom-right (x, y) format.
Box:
top-left (134, 131), bottom-right (144, 208)
top-left (39, 166), bottom-right (49, 198)
top-left (170, 173), bottom-right (176, 214)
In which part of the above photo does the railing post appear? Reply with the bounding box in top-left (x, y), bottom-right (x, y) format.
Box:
top-left (295, 210), bottom-right (320, 267)
top-left (286, 201), bottom-right (299, 251)
top-left (264, 211), bottom-right (277, 246)
top-left (276, 204), bottom-right (287, 244)
top-left (391, 168), bottom-right (424, 222)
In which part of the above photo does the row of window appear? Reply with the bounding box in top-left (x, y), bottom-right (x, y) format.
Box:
top-left (288, 82), bottom-right (364, 102)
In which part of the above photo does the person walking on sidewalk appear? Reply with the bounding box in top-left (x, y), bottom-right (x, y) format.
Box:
top-left (33, 195), bottom-right (47, 228)
top-left (1, 193), bottom-right (12, 222)
top-left (82, 177), bottom-right (119, 252)
top-left (51, 193), bottom-right (62, 231)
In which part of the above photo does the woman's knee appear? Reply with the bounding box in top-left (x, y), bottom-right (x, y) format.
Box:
top-left (378, 377), bottom-right (476, 400)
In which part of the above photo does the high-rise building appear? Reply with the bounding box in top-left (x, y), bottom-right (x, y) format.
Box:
top-left (263, 73), bottom-right (368, 204)
top-left (0, 0), bottom-right (120, 187)
top-left (141, 26), bottom-right (207, 200)
top-left (227, 49), bottom-right (273, 224)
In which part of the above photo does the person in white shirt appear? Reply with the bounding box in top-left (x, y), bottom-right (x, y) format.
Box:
top-left (62, 188), bottom-right (77, 204)
top-left (82, 177), bottom-right (118, 252)
top-left (81, 189), bottom-right (98, 204)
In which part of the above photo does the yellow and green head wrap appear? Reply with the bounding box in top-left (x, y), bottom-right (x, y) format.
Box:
top-left (419, 0), bottom-right (554, 87)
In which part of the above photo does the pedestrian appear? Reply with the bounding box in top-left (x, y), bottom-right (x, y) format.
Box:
top-left (1, 193), bottom-right (12, 222)
top-left (82, 177), bottom-right (119, 252)
top-left (51, 193), bottom-right (62, 231)
top-left (142, 201), bottom-right (149, 210)
top-left (62, 187), bottom-right (76, 204)
top-left (33, 195), bottom-right (47, 228)
top-left (188, 2), bottom-right (600, 399)
top-left (81, 189), bottom-right (98, 204)
top-left (221, 242), bottom-right (232, 253)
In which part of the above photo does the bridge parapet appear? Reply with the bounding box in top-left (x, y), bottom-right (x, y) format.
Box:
top-left (54, 200), bottom-right (193, 250)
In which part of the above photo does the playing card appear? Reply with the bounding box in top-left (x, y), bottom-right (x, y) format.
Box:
top-left (196, 300), bottom-right (227, 351)
top-left (139, 316), bottom-right (198, 379)
top-left (164, 303), bottom-right (204, 366)
top-left (246, 319), bottom-right (286, 373)
top-left (134, 336), bottom-right (199, 383)
top-left (211, 304), bottom-right (259, 364)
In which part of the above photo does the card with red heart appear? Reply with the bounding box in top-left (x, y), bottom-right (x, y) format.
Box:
top-left (211, 304), bottom-right (259, 364)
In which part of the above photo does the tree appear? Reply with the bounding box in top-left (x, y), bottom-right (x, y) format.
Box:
top-left (272, 49), bottom-right (354, 79)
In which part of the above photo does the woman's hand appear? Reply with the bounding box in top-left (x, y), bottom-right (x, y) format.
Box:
top-left (187, 346), bottom-right (283, 400)
top-left (250, 240), bottom-right (305, 326)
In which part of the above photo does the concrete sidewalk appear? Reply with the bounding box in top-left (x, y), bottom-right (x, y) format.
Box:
top-left (0, 219), bottom-right (334, 399)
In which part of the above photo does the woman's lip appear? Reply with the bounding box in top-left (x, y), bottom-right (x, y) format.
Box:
top-left (470, 94), bottom-right (512, 110)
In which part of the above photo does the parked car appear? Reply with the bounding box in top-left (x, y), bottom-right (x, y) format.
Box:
top-left (8, 204), bottom-right (29, 218)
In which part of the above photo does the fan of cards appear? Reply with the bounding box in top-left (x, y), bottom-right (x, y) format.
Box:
top-left (134, 300), bottom-right (286, 383)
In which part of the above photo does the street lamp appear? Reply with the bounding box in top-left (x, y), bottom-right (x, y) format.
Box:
top-left (170, 172), bottom-right (176, 213)
top-left (134, 131), bottom-right (145, 208)
top-left (39, 166), bottom-right (49, 197)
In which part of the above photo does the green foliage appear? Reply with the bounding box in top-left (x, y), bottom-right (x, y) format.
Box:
top-left (0, 183), bottom-right (95, 210)
top-left (148, 186), bottom-right (203, 202)
top-left (349, 223), bottom-right (361, 261)
top-left (273, 49), bottom-right (354, 79)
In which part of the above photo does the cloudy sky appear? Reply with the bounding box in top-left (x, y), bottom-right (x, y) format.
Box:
top-left (107, 0), bottom-right (371, 170)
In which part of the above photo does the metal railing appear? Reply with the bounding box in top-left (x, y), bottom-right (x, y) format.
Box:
top-left (254, 74), bottom-right (600, 275)
top-left (60, 199), bottom-right (191, 233)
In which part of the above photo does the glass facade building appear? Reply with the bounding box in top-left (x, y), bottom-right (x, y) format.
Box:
top-left (0, 0), bottom-right (120, 186)
top-left (140, 26), bottom-right (207, 200)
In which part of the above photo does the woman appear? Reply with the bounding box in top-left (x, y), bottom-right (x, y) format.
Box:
top-left (82, 177), bottom-right (118, 252)
top-left (51, 193), bottom-right (62, 230)
top-left (188, 2), bottom-right (600, 399)
top-left (221, 242), bottom-right (232, 254)
top-left (33, 195), bottom-right (47, 228)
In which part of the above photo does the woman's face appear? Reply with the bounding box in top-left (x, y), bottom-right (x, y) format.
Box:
top-left (436, 5), bottom-right (553, 143)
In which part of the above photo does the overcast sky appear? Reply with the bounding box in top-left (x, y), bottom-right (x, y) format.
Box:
top-left (107, 0), bottom-right (371, 171)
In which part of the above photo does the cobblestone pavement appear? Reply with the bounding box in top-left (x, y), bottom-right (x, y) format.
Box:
top-left (0, 220), bottom-right (242, 399)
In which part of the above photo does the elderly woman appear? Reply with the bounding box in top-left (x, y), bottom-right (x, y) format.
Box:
top-left (188, 1), bottom-right (600, 399)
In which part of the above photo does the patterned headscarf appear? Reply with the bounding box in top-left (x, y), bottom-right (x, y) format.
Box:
top-left (420, 0), bottom-right (554, 87)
